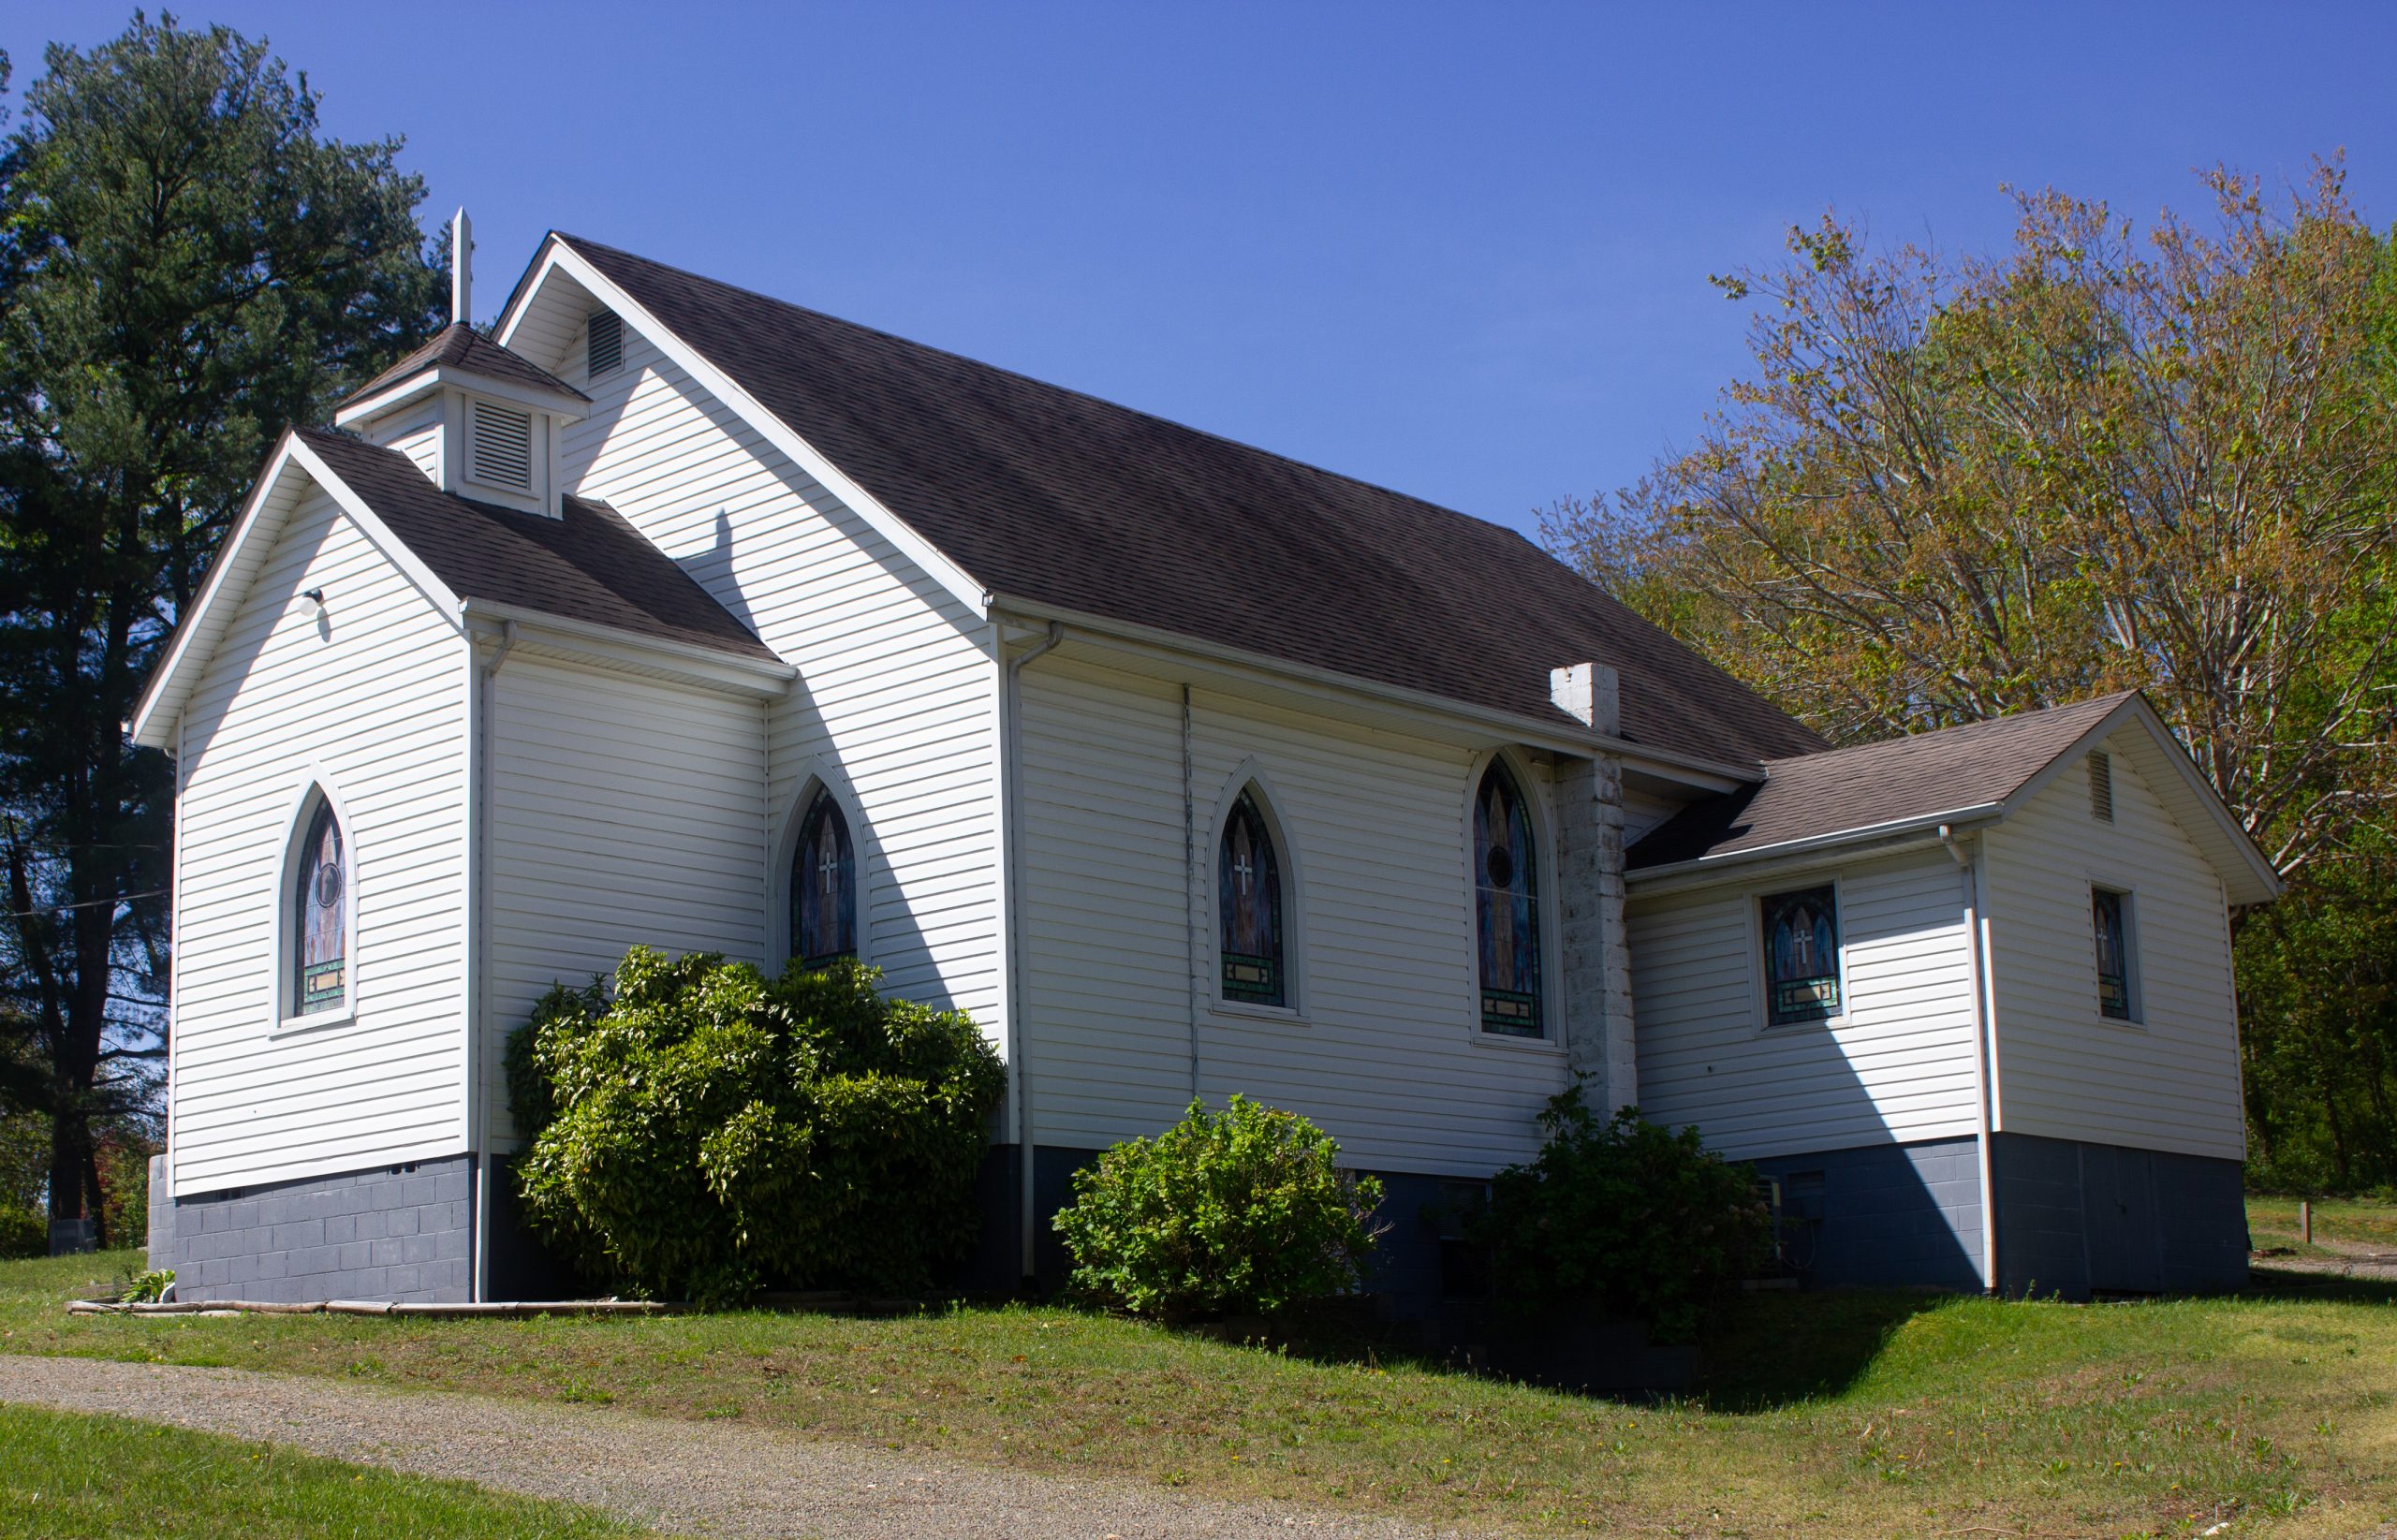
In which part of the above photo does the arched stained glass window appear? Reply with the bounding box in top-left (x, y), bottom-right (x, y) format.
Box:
top-left (1218, 788), bottom-right (1285, 1006)
top-left (791, 789), bottom-right (857, 966)
top-left (1761, 886), bottom-right (1841, 1025)
top-left (292, 799), bottom-right (346, 1016)
top-left (1474, 762), bottom-right (1543, 1037)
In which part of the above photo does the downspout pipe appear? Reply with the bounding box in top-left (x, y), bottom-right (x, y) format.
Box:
top-left (470, 619), bottom-right (520, 1302)
top-left (1940, 822), bottom-right (2000, 1296)
top-left (1182, 684), bottom-right (1198, 1103)
top-left (1003, 621), bottom-right (1065, 1289)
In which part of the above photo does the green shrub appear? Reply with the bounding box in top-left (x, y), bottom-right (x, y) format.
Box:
top-left (1054, 1095), bottom-right (1384, 1319)
top-left (1476, 1081), bottom-right (1770, 1341)
top-left (0, 1205), bottom-right (42, 1260)
top-left (507, 946), bottom-right (1006, 1306)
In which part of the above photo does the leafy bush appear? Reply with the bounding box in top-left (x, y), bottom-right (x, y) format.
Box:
top-left (1054, 1095), bottom-right (1384, 1319)
top-left (116, 1267), bottom-right (175, 1303)
top-left (0, 1205), bottom-right (42, 1260)
top-left (1477, 1081), bottom-right (1769, 1341)
top-left (507, 946), bottom-right (1006, 1306)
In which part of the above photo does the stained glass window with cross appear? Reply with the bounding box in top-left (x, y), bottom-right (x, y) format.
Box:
top-left (1761, 886), bottom-right (1841, 1026)
top-left (1218, 789), bottom-right (1286, 1006)
top-left (292, 799), bottom-right (346, 1016)
top-left (792, 789), bottom-right (857, 967)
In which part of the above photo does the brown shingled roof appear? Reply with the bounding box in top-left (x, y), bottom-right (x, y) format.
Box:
top-left (1627, 693), bottom-right (2138, 871)
top-left (296, 428), bottom-right (775, 663)
top-left (343, 323), bottom-right (590, 409)
top-left (553, 235), bottom-right (1825, 770)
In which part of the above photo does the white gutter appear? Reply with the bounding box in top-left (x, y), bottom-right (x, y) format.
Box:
top-left (1001, 621), bottom-right (1066, 1287)
top-left (984, 594), bottom-right (1764, 793)
top-left (1625, 804), bottom-right (2007, 890)
top-left (456, 600), bottom-right (794, 696)
top-left (469, 618), bottom-right (520, 1303)
top-left (1941, 823), bottom-right (2002, 1297)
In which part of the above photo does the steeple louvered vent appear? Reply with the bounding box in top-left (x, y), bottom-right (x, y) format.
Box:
top-left (588, 310), bottom-right (622, 377)
top-left (468, 400), bottom-right (533, 491)
top-left (2089, 751), bottom-right (2114, 822)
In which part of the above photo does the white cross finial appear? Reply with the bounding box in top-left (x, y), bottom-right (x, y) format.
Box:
top-left (450, 208), bottom-right (473, 326)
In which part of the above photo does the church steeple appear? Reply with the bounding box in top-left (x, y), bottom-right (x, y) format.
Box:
top-left (331, 212), bottom-right (589, 517)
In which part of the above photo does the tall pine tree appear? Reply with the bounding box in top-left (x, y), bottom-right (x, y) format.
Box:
top-left (0, 16), bottom-right (444, 1243)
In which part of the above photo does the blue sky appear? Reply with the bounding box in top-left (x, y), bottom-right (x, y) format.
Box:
top-left (11, 3), bottom-right (2395, 537)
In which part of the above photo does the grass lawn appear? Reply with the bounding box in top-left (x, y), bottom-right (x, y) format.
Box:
top-left (3, 1251), bottom-right (2394, 1539)
top-left (2247, 1194), bottom-right (2397, 1257)
top-left (0, 1400), bottom-right (640, 1539)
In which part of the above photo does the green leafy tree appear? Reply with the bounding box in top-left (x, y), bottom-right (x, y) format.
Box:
top-left (1545, 163), bottom-right (2397, 1195)
top-left (2237, 839), bottom-right (2397, 1193)
top-left (0, 16), bottom-right (444, 1240)
top-left (1546, 163), bottom-right (2397, 883)
top-left (509, 947), bottom-right (1007, 1306)
top-left (1053, 1095), bottom-right (1385, 1320)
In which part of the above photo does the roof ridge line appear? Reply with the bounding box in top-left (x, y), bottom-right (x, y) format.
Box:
top-left (554, 231), bottom-right (1542, 545)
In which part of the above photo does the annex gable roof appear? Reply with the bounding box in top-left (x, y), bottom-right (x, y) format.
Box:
top-left (499, 234), bottom-right (1827, 773)
top-left (295, 430), bottom-right (778, 663)
top-left (1626, 691), bottom-right (2282, 905)
top-left (129, 428), bottom-right (780, 748)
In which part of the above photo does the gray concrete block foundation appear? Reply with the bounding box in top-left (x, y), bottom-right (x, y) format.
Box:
top-left (153, 1153), bottom-right (474, 1303)
top-left (1746, 1136), bottom-right (1986, 1292)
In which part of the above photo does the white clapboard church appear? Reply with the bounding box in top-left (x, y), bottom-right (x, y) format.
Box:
top-left (133, 219), bottom-right (2280, 1307)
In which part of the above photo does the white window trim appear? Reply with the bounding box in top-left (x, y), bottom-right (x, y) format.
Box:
top-left (771, 760), bottom-right (879, 973)
top-left (1203, 758), bottom-right (1307, 1024)
top-left (269, 771), bottom-right (359, 1034)
top-left (2088, 878), bottom-right (2145, 1028)
top-left (1461, 747), bottom-right (1566, 1054)
top-left (1745, 874), bottom-right (1853, 1034)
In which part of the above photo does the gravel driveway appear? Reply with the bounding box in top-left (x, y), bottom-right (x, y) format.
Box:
top-left (0, 1354), bottom-right (1463, 1539)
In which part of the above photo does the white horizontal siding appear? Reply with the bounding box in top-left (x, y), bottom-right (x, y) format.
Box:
top-left (480, 656), bottom-right (767, 1139)
top-left (558, 315), bottom-right (1002, 1042)
top-left (1984, 734), bottom-right (2243, 1159)
top-left (362, 395), bottom-right (443, 479)
top-left (171, 486), bottom-right (470, 1194)
top-left (1017, 654), bottom-right (1570, 1175)
top-left (1628, 849), bottom-right (1980, 1160)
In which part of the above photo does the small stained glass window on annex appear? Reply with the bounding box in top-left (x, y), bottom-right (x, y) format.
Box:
top-left (2094, 887), bottom-right (2133, 1020)
top-left (1474, 762), bottom-right (1543, 1037)
top-left (792, 789), bottom-right (857, 967)
top-left (293, 799), bottom-right (346, 1016)
top-left (1761, 886), bottom-right (1840, 1026)
top-left (1218, 789), bottom-right (1285, 1006)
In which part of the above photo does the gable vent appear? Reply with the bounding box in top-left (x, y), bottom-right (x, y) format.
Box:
top-left (468, 400), bottom-right (533, 491)
top-left (2089, 751), bottom-right (2114, 823)
top-left (587, 310), bottom-right (622, 377)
